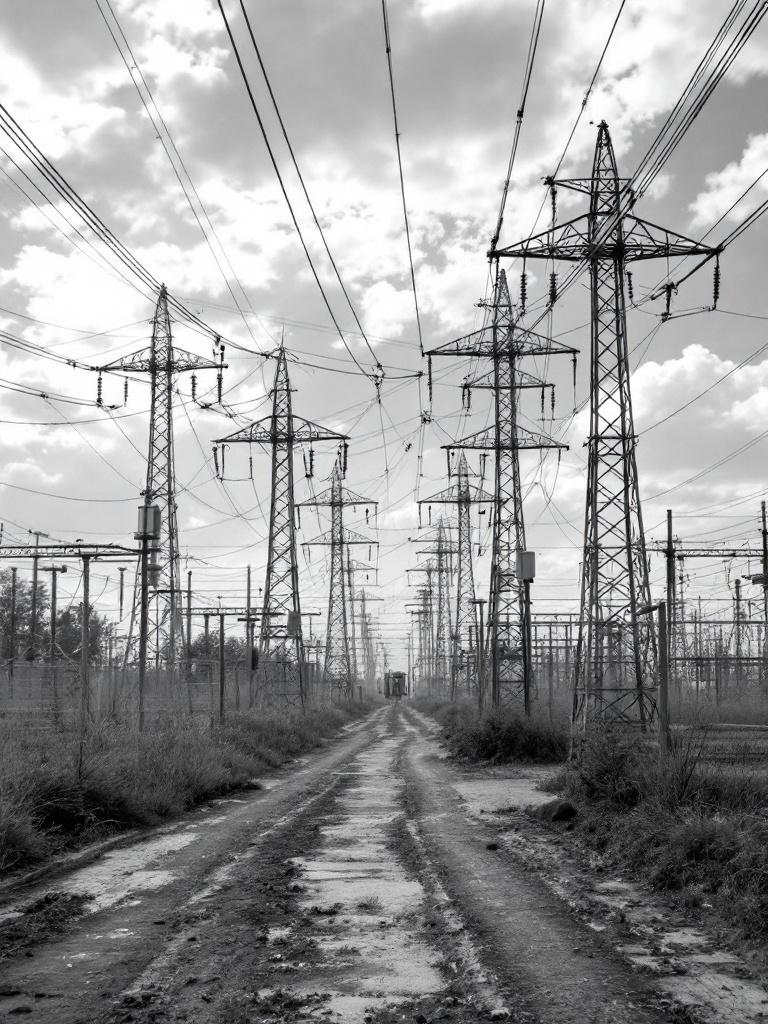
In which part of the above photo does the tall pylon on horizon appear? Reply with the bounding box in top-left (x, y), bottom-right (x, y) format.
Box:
top-left (102, 285), bottom-right (222, 676)
top-left (215, 345), bottom-right (346, 703)
top-left (493, 121), bottom-right (718, 730)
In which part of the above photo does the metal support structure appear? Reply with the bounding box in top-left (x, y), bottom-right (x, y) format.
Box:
top-left (102, 286), bottom-right (222, 676)
top-left (419, 452), bottom-right (492, 699)
top-left (215, 346), bottom-right (346, 703)
top-left (430, 271), bottom-right (571, 707)
top-left (413, 521), bottom-right (457, 694)
top-left (493, 121), bottom-right (717, 731)
top-left (301, 461), bottom-right (377, 700)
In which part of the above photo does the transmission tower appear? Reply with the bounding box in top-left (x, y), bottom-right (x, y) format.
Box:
top-left (419, 453), bottom-right (491, 698)
top-left (100, 285), bottom-right (222, 675)
top-left (492, 121), bottom-right (718, 730)
top-left (302, 460), bottom-right (378, 700)
top-left (215, 346), bottom-right (346, 702)
top-left (407, 570), bottom-right (436, 692)
top-left (430, 270), bottom-right (572, 708)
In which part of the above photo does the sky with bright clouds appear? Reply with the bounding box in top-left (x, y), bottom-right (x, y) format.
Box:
top-left (2, 0), bottom-right (768, 667)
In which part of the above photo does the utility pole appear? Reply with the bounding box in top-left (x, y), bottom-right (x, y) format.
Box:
top-left (665, 510), bottom-right (677, 696)
top-left (430, 271), bottom-right (572, 708)
top-left (41, 564), bottom-right (67, 713)
top-left (8, 566), bottom-right (16, 678)
top-left (214, 345), bottom-right (346, 703)
top-left (101, 286), bottom-right (222, 680)
top-left (472, 597), bottom-right (487, 710)
top-left (80, 555), bottom-right (91, 734)
top-left (301, 460), bottom-right (377, 700)
top-left (27, 529), bottom-right (49, 660)
top-left (492, 121), bottom-right (717, 732)
top-left (761, 501), bottom-right (768, 687)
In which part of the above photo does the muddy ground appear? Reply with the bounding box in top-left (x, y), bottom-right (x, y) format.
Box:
top-left (0, 704), bottom-right (766, 1023)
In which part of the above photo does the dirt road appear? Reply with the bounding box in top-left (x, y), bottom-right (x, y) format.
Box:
top-left (0, 705), bottom-right (765, 1023)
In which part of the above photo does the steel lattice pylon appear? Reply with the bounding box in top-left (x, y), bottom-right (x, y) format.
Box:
top-left (302, 460), bottom-right (377, 700)
top-left (215, 347), bottom-right (347, 701)
top-left (104, 286), bottom-right (220, 674)
top-left (419, 452), bottom-right (491, 697)
top-left (493, 121), bottom-right (717, 729)
top-left (430, 270), bottom-right (572, 708)
top-left (412, 520), bottom-right (456, 693)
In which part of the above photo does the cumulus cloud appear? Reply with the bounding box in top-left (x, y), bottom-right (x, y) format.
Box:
top-left (689, 133), bottom-right (768, 228)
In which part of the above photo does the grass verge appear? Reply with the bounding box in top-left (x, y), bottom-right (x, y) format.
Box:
top-left (414, 698), bottom-right (568, 763)
top-left (0, 702), bottom-right (371, 876)
top-left (562, 727), bottom-right (768, 943)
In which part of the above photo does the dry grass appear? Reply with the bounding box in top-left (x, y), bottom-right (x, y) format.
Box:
top-left (415, 698), bottom-right (569, 763)
top-left (0, 702), bottom-right (370, 875)
top-left (564, 726), bottom-right (768, 941)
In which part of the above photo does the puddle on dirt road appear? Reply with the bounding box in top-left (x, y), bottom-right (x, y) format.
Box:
top-left (289, 731), bottom-right (444, 1023)
top-left (454, 772), bottom-right (558, 816)
top-left (56, 830), bottom-right (199, 913)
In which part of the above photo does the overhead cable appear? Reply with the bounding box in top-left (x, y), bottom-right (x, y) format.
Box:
top-left (382, 0), bottom-right (424, 356)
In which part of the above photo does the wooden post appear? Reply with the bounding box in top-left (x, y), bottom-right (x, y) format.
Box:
top-left (219, 613), bottom-right (225, 722)
top-left (658, 601), bottom-right (670, 756)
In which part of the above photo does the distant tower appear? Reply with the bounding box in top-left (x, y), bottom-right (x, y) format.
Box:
top-left (215, 346), bottom-right (346, 701)
top-left (102, 285), bottom-right (221, 673)
top-left (302, 460), bottom-right (377, 699)
top-left (419, 451), bottom-right (492, 697)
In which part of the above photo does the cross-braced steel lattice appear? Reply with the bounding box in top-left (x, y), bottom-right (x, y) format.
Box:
top-left (411, 520), bottom-right (456, 694)
top-left (419, 452), bottom-right (492, 698)
top-left (430, 271), bottom-right (572, 708)
top-left (493, 121), bottom-right (717, 730)
top-left (103, 285), bottom-right (221, 674)
top-left (302, 460), bottom-right (377, 700)
top-left (215, 347), bottom-right (347, 703)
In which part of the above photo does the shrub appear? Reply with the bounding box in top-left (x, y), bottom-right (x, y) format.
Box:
top-left (416, 700), bottom-right (568, 763)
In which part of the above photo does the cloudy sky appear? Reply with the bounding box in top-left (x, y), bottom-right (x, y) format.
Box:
top-left (2, 0), bottom-right (768, 665)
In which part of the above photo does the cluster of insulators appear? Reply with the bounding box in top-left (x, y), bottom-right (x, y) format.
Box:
top-left (303, 447), bottom-right (315, 478)
top-left (212, 444), bottom-right (227, 479)
top-left (461, 381), bottom-right (472, 410)
top-left (520, 270), bottom-right (527, 316)
top-left (549, 272), bottom-right (558, 306)
top-left (540, 384), bottom-right (556, 421)
top-left (95, 371), bottom-right (129, 409)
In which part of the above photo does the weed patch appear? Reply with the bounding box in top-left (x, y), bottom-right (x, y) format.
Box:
top-left (560, 727), bottom-right (768, 942)
top-left (0, 702), bottom-right (371, 876)
top-left (415, 699), bottom-right (568, 763)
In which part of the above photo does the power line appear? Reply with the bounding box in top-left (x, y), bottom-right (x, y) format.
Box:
top-left (215, 0), bottom-right (377, 384)
top-left (382, 0), bottom-right (424, 357)
top-left (489, 0), bottom-right (545, 253)
top-left (235, 0), bottom-right (381, 371)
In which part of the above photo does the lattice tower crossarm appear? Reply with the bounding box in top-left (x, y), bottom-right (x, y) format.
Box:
top-left (214, 346), bottom-right (347, 692)
top-left (492, 121), bottom-right (717, 730)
